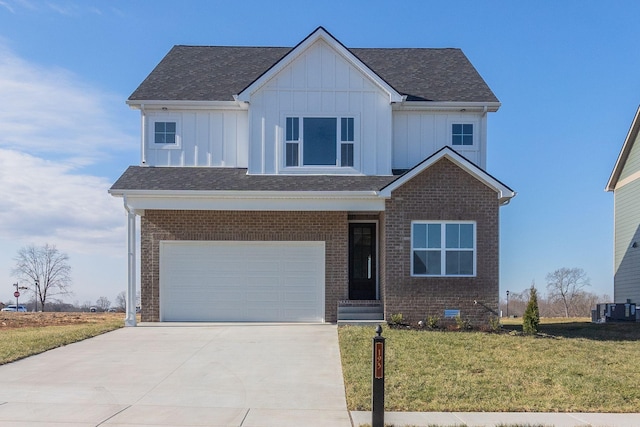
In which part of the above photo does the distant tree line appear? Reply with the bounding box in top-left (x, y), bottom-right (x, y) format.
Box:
top-left (501, 268), bottom-right (610, 318)
top-left (2, 291), bottom-right (133, 313)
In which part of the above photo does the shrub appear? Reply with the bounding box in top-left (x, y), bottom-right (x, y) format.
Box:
top-left (389, 313), bottom-right (404, 325)
top-left (455, 315), bottom-right (472, 330)
top-left (488, 315), bottom-right (501, 332)
top-left (426, 315), bottom-right (440, 329)
top-left (523, 285), bottom-right (540, 335)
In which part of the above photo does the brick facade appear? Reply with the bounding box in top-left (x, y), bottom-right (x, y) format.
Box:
top-left (382, 158), bottom-right (500, 326)
top-left (138, 158), bottom-right (501, 325)
top-left (140, 210), bottom-right (348, 322)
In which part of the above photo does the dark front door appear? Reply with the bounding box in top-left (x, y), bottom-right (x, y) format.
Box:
top-left (349, 223), bottom-right (377, 300)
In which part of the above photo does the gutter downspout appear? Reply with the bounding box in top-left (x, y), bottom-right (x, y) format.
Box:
top-left (140, 104), bottom-right (146, 165)
top-left (123, 195), bottom-right (137, 327)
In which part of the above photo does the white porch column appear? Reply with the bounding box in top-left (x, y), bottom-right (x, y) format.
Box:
top-left (125, 210), bottom-right (137, 327)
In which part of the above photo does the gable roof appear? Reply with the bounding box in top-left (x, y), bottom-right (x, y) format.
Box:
top-left (379, 147), bottom-right (515, 205)
top-left (128, 28), bottom-right (498, 104)
top-left (236, 27), bottom-right (402, 103)
top-left (606, 105), bottom-right (640, 192)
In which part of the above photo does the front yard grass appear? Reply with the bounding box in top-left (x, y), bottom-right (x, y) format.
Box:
top-left (338, 319), bottom-right (640, 412)
top-left (0, 313), bottom-right (124, 364)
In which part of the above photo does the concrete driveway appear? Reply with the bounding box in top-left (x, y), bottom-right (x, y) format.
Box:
top-left (0, 324), bottom-right (352, 427)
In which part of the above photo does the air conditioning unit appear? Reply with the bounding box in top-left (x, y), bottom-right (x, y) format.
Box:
top-left (592, 301), bottom-right (636, 323)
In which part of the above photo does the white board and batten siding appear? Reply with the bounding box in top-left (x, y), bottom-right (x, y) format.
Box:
top-left (392, 111), bottom-right (487, 171)
top-left (247, 39), bottom-right (393, 175)
top-left (159, 241), bottom-right (325, 322)
top-left (144, 110), bottom-right (248, 167)
top-left (614, 130), bottom-right (640, 303)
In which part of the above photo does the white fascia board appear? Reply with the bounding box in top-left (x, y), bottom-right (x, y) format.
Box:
top-left (109, 190), bottom-right (385, 212)
top-left (236, 28), bottom-right (402, 103)
top-left (127, 100), bottom-right (248, 111)
top-left (606, 105), bottom-right (640, 192)
top-left (392, 101), bottom-right (501, 113)
top-left (379, 148), bottom-right (515, 204)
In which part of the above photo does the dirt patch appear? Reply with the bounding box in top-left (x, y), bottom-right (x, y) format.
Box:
top-left (0, 312), bottom-right (125, 329)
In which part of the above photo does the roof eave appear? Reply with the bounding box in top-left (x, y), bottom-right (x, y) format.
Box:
top-left (109, 189), bottom-right (380, 198)
top-left (393, 101), bottom-right (501, 112)
top-left (606, 105), bottom-right (640, 192)
top-left (126, 100), bottom-right (248, 110)
top-left (379, 147), bottom-right (515, 204)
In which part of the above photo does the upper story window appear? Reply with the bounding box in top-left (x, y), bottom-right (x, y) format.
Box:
top-left (155, 122), bottom-right (177, 144)
top-left (411, 221), bottom-right (476, 277)
top-left (341, 118), bottom-right (354, 167)
top-left (149, 115), bottom-right (181, 149)
top-left (452, 123), bottom-right (473, 146)
top-left (284, 116), bottom-right (356, 168)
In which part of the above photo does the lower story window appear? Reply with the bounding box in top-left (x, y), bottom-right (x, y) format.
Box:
top-left (411, 221), bottom-right (475, 276)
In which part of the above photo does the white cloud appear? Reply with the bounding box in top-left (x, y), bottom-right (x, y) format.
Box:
top-left (0, 149), bottom-right (125, 255)
top-left (0, 44), bottom-right (134, 257)
top-left (0, 43), bottom-right (133, 161)
top-left (0, 1), bottom-right (15, 13)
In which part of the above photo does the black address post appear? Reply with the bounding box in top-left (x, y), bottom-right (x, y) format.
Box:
top-left (372, 324), bottom-right (385, 427)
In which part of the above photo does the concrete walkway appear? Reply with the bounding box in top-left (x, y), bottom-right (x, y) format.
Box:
top-left (0, 323), bottom-right (351, 427)
top-left (0, 324), bottom-right (638, 427)
top-left (351, 410), bottom-right (640, 427)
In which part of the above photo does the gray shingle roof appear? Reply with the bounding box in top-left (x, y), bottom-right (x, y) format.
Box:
top-left (110, 166), bottom-right (397, 192)
top-left (129, 46), bottom-right (498, 103)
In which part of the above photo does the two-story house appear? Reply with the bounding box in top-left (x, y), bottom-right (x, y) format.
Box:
top-left (606, 105), bottom-right (640, 306)
top-left (110, 27), bottom-right (515, 326)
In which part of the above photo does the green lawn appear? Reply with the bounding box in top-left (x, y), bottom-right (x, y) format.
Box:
top-left (0, 317), bottom-right (123, 365)
top-left (338, 319), bottom-right (640, 412)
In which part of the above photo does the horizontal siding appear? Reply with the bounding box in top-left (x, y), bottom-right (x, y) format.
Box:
top-left (619, 131), bottom-right (640, 181)
top-left (614, 178), bottom-right (640, 302)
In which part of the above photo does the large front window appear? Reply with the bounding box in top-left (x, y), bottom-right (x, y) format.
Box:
top-left (411, 221), bottom-right (476, 276)
top-left (285, 116), bottom-right (355, 167)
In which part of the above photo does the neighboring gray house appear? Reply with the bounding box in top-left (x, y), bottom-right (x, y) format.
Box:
top-left (109, 27), bottom-right (515, 326)
top-left (607, 105), bottom-right (640, 304)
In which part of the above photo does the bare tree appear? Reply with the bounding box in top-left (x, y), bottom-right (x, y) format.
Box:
top-left (546, 267), bottom-right (590, 317)
top-left (115, 291), bottom-right (126, 311)
top-left (96, 296), bottom-right (111, 311)
top-left (12, 244), bottom-right (72, 311)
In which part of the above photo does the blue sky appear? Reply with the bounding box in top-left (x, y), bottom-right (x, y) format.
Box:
top-left (0, 0), bottom-right (638, 305)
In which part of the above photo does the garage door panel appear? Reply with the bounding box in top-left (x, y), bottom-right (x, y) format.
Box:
top-left (160, 241), bottom-right (325, 322)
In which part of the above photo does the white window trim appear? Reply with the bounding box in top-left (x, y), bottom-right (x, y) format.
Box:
top-left (448, 120), bottom-right (477, 148)
top-left (280, 113), bottom-right (360, 173)
top-left (410, 220), bottom-right (476, 277)
top-left (148, 114), bottom-right (182, 149)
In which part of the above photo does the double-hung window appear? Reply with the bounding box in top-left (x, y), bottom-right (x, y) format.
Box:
top-left (340, 117), bottom-right (354, 167)
top-left (284, 116), bottom-right (355, 168)
top-left (411, 221), bottom-right (475, 276)
top-left (452, 123), bottom-right (473, 146)
top-left (285, 117), bottom-right (300, 166)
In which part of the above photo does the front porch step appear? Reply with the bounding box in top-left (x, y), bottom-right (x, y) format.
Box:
top-left (337, 300), bottom-right (384, 322)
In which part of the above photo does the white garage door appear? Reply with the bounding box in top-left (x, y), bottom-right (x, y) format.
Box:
top-left (159, 241), bottom-right (325, 322)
